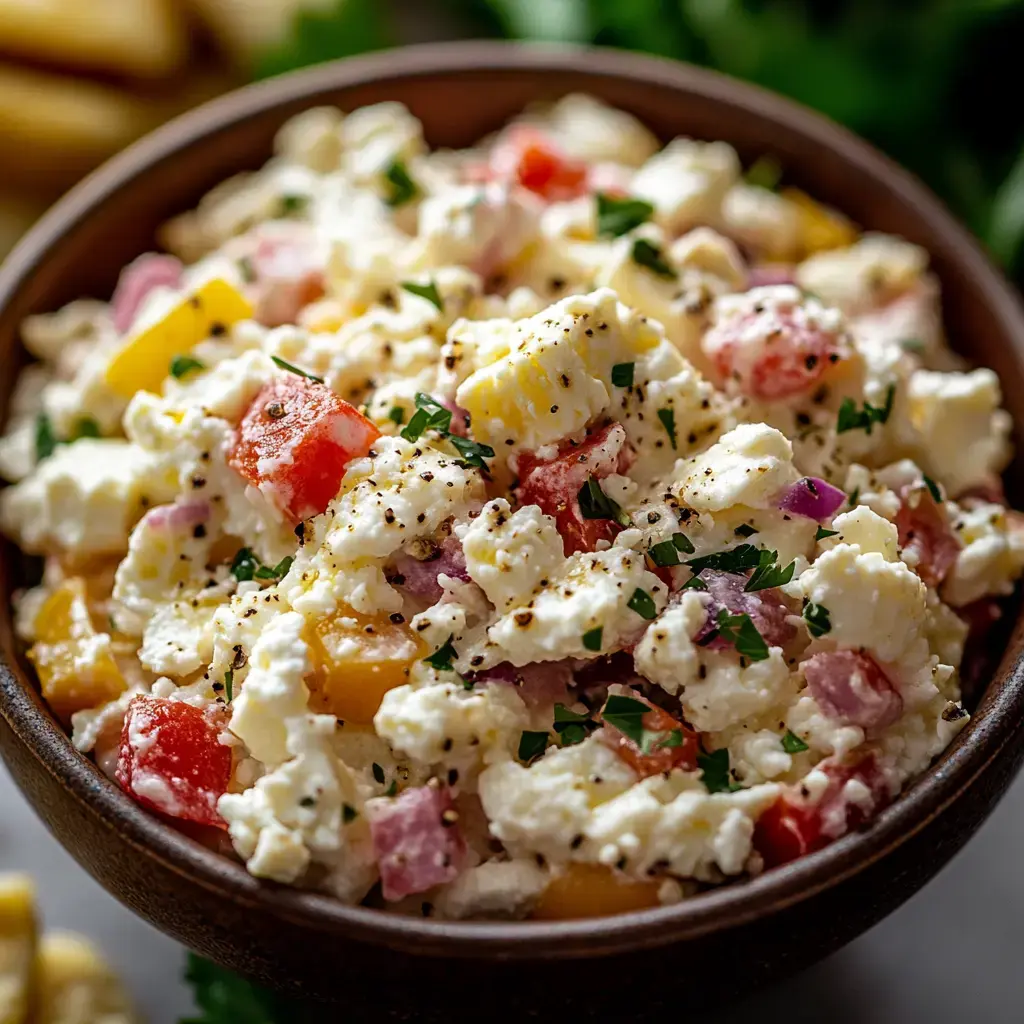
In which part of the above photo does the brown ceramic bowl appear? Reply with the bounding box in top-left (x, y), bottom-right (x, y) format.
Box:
top-left (2, 42), bottom-right (1024, 1017)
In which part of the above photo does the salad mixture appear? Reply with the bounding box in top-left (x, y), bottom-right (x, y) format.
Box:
top-left (2, 96), bottom-right (1021, 920)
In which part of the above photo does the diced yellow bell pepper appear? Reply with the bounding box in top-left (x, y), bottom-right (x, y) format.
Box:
top-left (531, 864), bottom-right (662, 920)
top-left (0, 874), bottom-right (37, 1024)
top-left (27, 579), bottom-right (125, 725)
top-left (306, 610), bottom-right (425, 725)
top-left (104, 277), bottom-right (252, 398)
top-left (783, 188), bottom-right (859, 258)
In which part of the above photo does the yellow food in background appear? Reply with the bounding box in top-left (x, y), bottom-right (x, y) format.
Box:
top-left (27, 578), bottom-right (126, 725)
top-left (105, 277), bottom-right (253, 397)
top-left (35, 932), bottom-right (138, 1024)
top-left (0, 0), bottom-right (187, 78)
top-left (188, 0), bottom-right (330, 60)
top-left (783, 187), bottom-right (859, 257)
top-left (0, 875), bottom-right (36, 1024)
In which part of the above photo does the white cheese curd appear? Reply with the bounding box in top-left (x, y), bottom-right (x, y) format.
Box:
top-left (3, 95), bottom-right (1019, 920)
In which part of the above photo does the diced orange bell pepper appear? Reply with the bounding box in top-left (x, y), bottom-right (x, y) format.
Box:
top-left (531, 864), bottom-right (663, 920)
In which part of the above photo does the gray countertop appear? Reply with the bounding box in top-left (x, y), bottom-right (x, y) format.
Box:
top-left (3, 759), bottom-right (1022, 1023)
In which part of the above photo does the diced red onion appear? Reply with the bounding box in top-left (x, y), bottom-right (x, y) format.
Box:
top-left (142, 499), bottom-right (211, 533)
top-left (747, 265), bottom-right (796, 289)
top-left (692, 570), bottom-right (796, 649)
top-left (775, 477), bottom-right (846, 521)
top-left (389, 536), bottom-right (470, 604)
top-left (474, 660), bottom-right (573, 709)
top-left (111, 254), bottom-right (184, 334)
top-left (803, 649), bottom-right (902, 732)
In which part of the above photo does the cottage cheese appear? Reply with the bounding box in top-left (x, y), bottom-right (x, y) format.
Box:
top-left (3, 95), bottom-right (1017, 920)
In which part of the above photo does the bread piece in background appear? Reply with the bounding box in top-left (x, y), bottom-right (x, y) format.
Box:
top-left (0, 874), bottom-right (37, 1024)
top-left (188, 0), bottom-right (335, 60)
top-left (0, 0), bottom-right (188, 78)
top-left (35, 932), bottom-right (139, 1024)
top-left (0, 63), bottom-right (156, 194)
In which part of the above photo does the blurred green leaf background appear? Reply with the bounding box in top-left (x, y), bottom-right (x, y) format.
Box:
top-left (258, 0), bottom-right (1024, 279)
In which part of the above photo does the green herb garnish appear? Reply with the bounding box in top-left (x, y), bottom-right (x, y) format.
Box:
top-left (685, 544), bottom-right (762, 575)
top-left (230, 547), bottom-right (260, 582)
top-left (384, 159), bottom-right (419, 207)
top-left (745, 154), bottom-right (783, 191)
top-left (254, 556), bottom-right (294, 581)
top-left (69, 416), bottom-right (101, 441)
top-left (224, 669), bottom-right (234, 704)
top-left (836, 384), bottom-right (895, 435)
top-left (647, 533), bottom-right (694, 567)
top-left (170, 354), bottom-right (206, 379)
top-left (372, 762), bottom-right (385, 784)
top-left (342, 803), bottom-right (359, 823)
top-left (582, 626), bottom-right (603, 652)
top-left (923, 474), bottom-right (942, 503)
top-left (448, 434), bottom-right (496, 470)
top-left (387, 406), bottom-right (405, 426)
top-left (552, 703), bottom-right (598, 747)
top-left (401, 280), bottom-right (443, 311)
top-left (781, 730), bottom-right (809, 754)
top-left (681, 575), bottom-right (709, 590)
top-left (713, 608), bottom-right (770, 662)
top-left (744, 550), bottom-right (796, 592)
top-left (271, 355), bottom-right (324, 384)
top-left (734, 524), bottom-right (758, 538)
top-left (385, 780), bottom-right (398, 797)
top-left (657, 407), bottom-right (677, 449)
top-left (803, 601), bottom-right (832, 638)
top-left (815, 526), bottom-right (839, 541)
top-left (577, 476), bottom-right (632, 527)
top-left (611, 362), bottom-right (634, 387)
top-left (596, 193), bottom-right (654, 237)
top-left (401, 392), bottom-right (452, 442)
top-left (627, 588), bottom-right (658, 620)
top-left (424, 634), bottom-right (458, 672)
top-left (697, 747), bottom-right (742, 794)
top-left (518, 730), bottom-right (550, 763)
top-left (34, 413), bottom-right (57, 462)
top-left (847, 487), bottom-right (860, 509)
top-left (631, 238), bottom-right (677, 279)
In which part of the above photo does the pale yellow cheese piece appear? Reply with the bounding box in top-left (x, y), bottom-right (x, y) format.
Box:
top-left (0, 875), bottom-right (38, 1024)
top-left (187, 0), bottom-right (334, 59)
top-left (104, 278), bottom-right (253, 397)
top-left (35, 932), bottom-right (138, 1024)
top-left (0, 0), bottom-right (187, 77)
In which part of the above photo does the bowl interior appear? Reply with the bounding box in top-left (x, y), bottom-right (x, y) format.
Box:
top-left (2, 42), bottom-right (1024, 958)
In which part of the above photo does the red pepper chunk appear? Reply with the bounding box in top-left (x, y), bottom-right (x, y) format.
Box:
top-left (753, 754), bottom-right (890, 868)
top-left (116, 695), bottom-right (232, 828)
top-left (599, 693), bottom-right (699, 779)
top-left (230, 376), bottom-right (380, 522)
top-left (517, 423), bottom-right (632, 555)
top-left (486, 126), bottom-right (589, 203)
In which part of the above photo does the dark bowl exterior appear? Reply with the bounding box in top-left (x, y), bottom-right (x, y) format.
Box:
top-left (2, 43), bottom-right (1024, 1014)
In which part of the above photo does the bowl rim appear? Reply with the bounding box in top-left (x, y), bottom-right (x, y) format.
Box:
top-left (3, 39), bottom-right (1024, 958)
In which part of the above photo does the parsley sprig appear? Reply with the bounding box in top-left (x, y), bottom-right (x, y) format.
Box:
top-left (803, 600), bottom-right (832, 637)
top-left (836, 384), bottom-right (895, 434)
top-left (744, 549), bottom-right (796, 592)
top-left (552, 703), bottom-right (598, 746)
top-left (708, 608), bottom-right (770, 662)
top-left (271, 355), bottom-right (324, 384)
top-left (384, 159), bottom-right (419, 207)
top-left (596, 193), bottom-right (655, 237)
top-left (401, 393), bottom-right (494, 469)
top-left (230, 548), bottom-right (292, 583)
top-left (631, 238), bottom-right (677, 279)
top-left (577, 476), bottom-right (632, 527)
top-left (518, 730), bottom-right (550, 763)
top-left (781, 730), bottom-right (809, 754)
top-left (647, 533), bottom-right (695, 567)
top-left (401, 280), bottom-right (443, 311)
top-left (697, 747), bottom-right (743, 794)
top-left (601, 694), bottom-right (682, 755)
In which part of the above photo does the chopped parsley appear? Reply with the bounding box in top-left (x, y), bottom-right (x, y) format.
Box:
top-left (744, 550), bottom-right (796, 592)
top-left (596, 192), bottom-right (654, 237)
top-left (577, 476), bottom-right (632, 527)
top-left (401, 392), bottom-right (452, 442)
top-left (342, 803), bottom-right (359, 824)
top-left (448, 434), bottom-right (496, 470)
top-left (745, 154), bottom-right (783, 191)
top-left (781, 730), bottom-right (809, 754)
top-left (401, 280), bottom-right (443, 311)
top-left (223, 669), bottom-right (234, 704)
top-left (656, 407), bottom-right (677, 449)
top-left (254, 556), bottom-right (294, 581)
top-left (518, 730), bottom-right (550, 763)
top-left (899, 337), bottom-right (925, 353)
top-left (923, 474), bottom-right (942, 503)
top-left (423, 635), bottom-right (458, 672)
top-left (681, 574), bottom-right (709, 590)
top-left (836, 384), bottom-right (895, 435)
top-left (552, 703), bottom-right (598, 747)
top-left (601, 694), bottom-right (680, 754)
top-left (803, 600), bottom-right (832, 638)
top-left (631, 238), bottom-right (677, 280)
top-left (34, 413), bottom-right (58, 462)
top-left (734, 523), bottom-right (758, 538)
top-left (237, 255), bottom-right (256, 283)
top-left (383, 159), bottom-right (419, 207)
top-left (372, 762), bottom-right (386, 784)
top-left (387, 406), bottom-right (405, 426)
top-left (648, 533), bottom-right (694, 567)
top-left (385, 780), bottom-right (398, 797)
top-left (582, 626), bottom-right (603, 652)
top-left (685, 543), bottom-right (762, 575)
top-left (713, 608), bottom-right (770, 662)
top-left (69, 416), bottom-right (101, 441)
top-left (697, 747), bottom-right (742, 793)
top-left (271, 355), bottom-right (324, 384)
top-left (230, 547), bottom-right (260, 582)
top-left (169, 354), bottom-right (206, 380)
top-left (611, 361), bottom-right (635, 387)
top-left (847, 486), bottom-right (861, 509)
top-left (815, 526), bottom-right (839, 541)
top-left (627, 588), bottom-right (658, 620)
top-left (278, 193), bottom-right (309, 216)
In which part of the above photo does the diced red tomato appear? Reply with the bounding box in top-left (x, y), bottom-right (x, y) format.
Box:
top-left (115, 695), bottom-right (232, 828)
top-left (598, 691), bottom-right (699, 779)
top-left (250, 231), bottom-right (326, 327)
top-left (473, 660), bottom-right (574, 711)
top-left (517, 423), bottom-right (631, 555)
top-left (369, 783), bottom-right (467, 901)
top-left (702, 290), bottom-right (848, 400)
top-left (229, 375), bottom-right (380, 522)
top-left (693, 570), bottom-right (797, 650)
top-left (753, 754), bottom-right (890, 868)
top-left (894, 483), bottom-right (960, 588)
top-left (481, 126), bottom-right (589, 203)
top-left (803, 649), bottom-right (902, 732)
